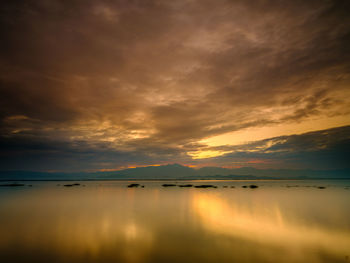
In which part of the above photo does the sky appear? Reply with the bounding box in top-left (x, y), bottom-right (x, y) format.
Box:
top-left (0, 0), bottom-right (349, 172)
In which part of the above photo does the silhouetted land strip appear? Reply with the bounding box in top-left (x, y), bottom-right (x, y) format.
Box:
top-left (0, 182), bottom-right (338, 190)
top-left (194, 185), bottom-right (217, 188)
top-left (63, 183), bottom-right (81, 187)
top-left (2, 164), bottom-right (350, 181)
top-left (0, 183), bottom-right (25, 187)
top-left (242, 185), bottom-right (259, 188)
top-left (162, 184), bottom-right (177, 187)
top-left (127, 183), bottom-right (140, 188)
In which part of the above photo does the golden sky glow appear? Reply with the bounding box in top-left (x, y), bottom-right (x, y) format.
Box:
top-left (201, 115), bottom-right (350, 148)
top-left (0, 0), bottom-right (349, 171)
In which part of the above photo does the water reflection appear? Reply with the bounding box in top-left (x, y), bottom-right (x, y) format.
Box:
top-left (0, 181), bottom-right (349, 263)
top-left (192, 191), bottom-right (350, 261)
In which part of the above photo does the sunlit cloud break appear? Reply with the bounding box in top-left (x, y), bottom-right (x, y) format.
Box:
top-left (0, 0), bottom-right (349, 172)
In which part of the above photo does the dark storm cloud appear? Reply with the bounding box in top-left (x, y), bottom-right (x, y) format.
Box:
top-left (0, 125), bottom-right (348, 171)
top-left (0, 132), bottom-right (189, 171)
top-left (207, 126), bottom-right (350, 169)
top-left (0, 0), bottom-right (349, 170)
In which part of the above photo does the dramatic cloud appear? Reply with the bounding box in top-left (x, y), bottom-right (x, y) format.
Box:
top-left (0, 0), bottom-right (349, 171)
top-left (205, 125), bottom-right (350, 169)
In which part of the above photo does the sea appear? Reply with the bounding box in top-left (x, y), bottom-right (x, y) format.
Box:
top-left (0, 179), bottom-right (349, 263)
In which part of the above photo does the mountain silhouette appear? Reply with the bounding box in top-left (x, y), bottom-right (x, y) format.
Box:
top-left (0, 164), bottom-right (349, 180)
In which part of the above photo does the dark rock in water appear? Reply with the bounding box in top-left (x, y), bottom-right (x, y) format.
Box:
top-left (64, 183), bottom-right (81, 187)
top-left (178, 184), bottom-right (193, 187)
top-left (223, 186), bottom-right (228, 188)
top-left (127, 183), bottom-right (140, 188)
top-left (194, 185), bottom-right (217, 188)
top-left (242, 185), bottom-right (247, 188)
top-left (162, 184), bottom-right (176, 187)
top-left (318, 186), bottom-right (326, 189)
top-left (141, 185), bottom-right (145, 188)
top-left (249, 185), bottom-right (258, 189)
top-left (0, 183), bottom-right (25, 187)
top-left (230, 186), bottom-right (235, 188)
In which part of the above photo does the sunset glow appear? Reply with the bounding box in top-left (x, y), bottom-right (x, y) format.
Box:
top-left (0, 0), bottom-right (349, 171)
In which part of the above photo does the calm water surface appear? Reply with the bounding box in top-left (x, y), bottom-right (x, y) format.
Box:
top-left (0, 180), bottom-right (350, 263)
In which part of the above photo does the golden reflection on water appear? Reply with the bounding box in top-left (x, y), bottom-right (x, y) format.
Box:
top-left (192, 191), bottom-right (350, 261)
top-left (0, 181), bottom-right (349, 263)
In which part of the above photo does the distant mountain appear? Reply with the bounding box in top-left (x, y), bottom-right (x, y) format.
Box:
top-left (111, 164), bottom-right (196, 179)
top-left (196, 166), bottom-right (350, 179)
top-left (0, 164), bottom-right (349, 180)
